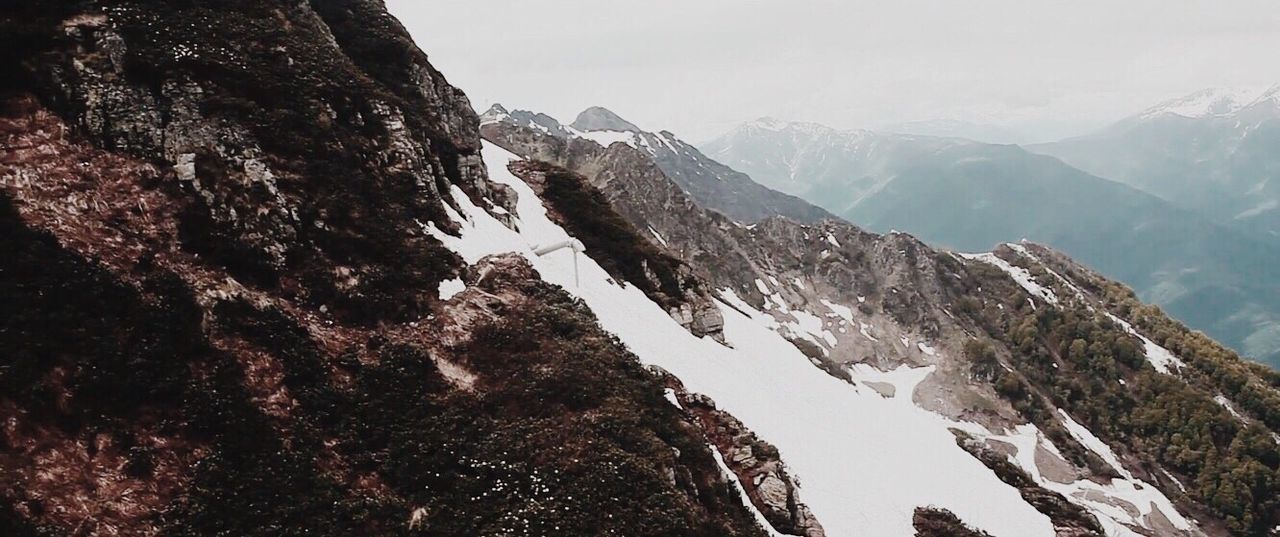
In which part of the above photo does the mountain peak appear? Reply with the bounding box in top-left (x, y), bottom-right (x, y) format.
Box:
top-left (1248, 83), bottom-right (1280, 107)
top-left (571, 106), bottom-right (641, 132)
top-left (479, 103), bottom-right (510, 125)
top-left (1139, 87), bottom-right (1260, 119)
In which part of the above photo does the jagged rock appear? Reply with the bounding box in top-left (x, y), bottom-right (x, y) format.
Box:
top-left (0, 4), bottom-right (775, 536)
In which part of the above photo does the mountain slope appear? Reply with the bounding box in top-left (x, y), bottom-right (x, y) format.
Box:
top-left (484, 108), bottom-right (1280, 536)
top-left (1032, 86), bottom-right (1280, 240)
top-left (704, 119), bottom-right (1280, 368)
top-left (0, 3), bottom-right (783, 535)
top-left (7, 3), bottom-right (1280, 537)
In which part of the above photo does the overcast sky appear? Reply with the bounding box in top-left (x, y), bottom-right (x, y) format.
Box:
top-left (386, 0), bottom-right (1280, 143)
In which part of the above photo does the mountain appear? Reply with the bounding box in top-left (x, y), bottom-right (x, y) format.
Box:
top-left (704, 118), bottom-right (1280, 368)
top-left (0, 3), bottom-right (782, 536)
top-left (481, 105), bottom-right (834, 224)
top-left (6, 2), bottom-right (1280, 537)
top-left (484, 105), bottom-right (1280, 536)
top-left (1031, 86), bottom-right (1280, 240)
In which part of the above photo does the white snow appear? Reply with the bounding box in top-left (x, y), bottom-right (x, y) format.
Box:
top-left (820, 299), bottom-right (855, 323)
top-left (1140, 87), bottom-right (1262, 119)
top-left (1104, 313), bottom-right (1185, 374)
top-left (663, 388), bottom-right (684, 409)
top-left (648, 225), bottom-right (669, 247)
top-left (1057, 410), bottom-right (1132, 480)
top-left (858, 322), bottom-right (880, 342)
top-left (437, 277), bottom-right (466, 300)
top-left (787, 308), bottom-right (838, 348)
top-left (825, 233), bottom-right (841, 247)
top-left (718, 288), bottom-right (779, 329)
top-left (917, 342), bottom-right (938, 356)
top-left (429, 142), bottom-right (1058, 537)
top-left (957, 251), bottom-right (1059, 305)
top-left (953, 419), bottom-right (1194, 537)
top-left (1215, 395), bottom-right (1247, 421)
top-left (754, 278), bottom-right (772, 295)
top-left (571, 128), bottom-right (637, 149)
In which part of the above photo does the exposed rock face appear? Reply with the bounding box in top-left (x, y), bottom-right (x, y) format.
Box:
top-left (14, 0), bottom-right (522, 325)
top-left (505, 159), bottom-right (726, 341)
top-left (674, 388), bottom-right (826, 537)
top-left (0, 3), bottom-right (778, 536)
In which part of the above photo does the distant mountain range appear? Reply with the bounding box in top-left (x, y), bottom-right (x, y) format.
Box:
top-left (877, 118), bottom-right (1028, 145)
top-left (703, 114), bottom-right (1280, 367)
top-left (1031, 86), bottom-right (1280, 241)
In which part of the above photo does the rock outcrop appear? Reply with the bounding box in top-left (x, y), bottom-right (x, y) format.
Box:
top-left (0, 3), bottom-right (779, 536)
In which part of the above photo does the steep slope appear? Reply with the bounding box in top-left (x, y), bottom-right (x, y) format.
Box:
top-left (704, 118), bottom-right (1280, 368)
top-left (8, 3), bottom-right (1280, 537)
top-left (482, 105), bottom-right (833, 224)
top-left (485, 113), bottom-right (1280, 536)
top-left (0, 3), bottom-right (782, 536)
top-left (1032, 86), bottom-right (1280, 240)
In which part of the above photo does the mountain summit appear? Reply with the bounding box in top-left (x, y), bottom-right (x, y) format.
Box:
top-left (570, 106), bottom-right (642, 132)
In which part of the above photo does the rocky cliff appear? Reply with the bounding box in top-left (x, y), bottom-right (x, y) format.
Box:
top-left (0, 2), bottom-right (784, 535)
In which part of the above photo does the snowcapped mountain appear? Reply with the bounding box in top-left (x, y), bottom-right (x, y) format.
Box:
top-left (705, 117), bottom-right (1280, 369)
top-left (481, 105), bottom-right (833, 224)
top-left (1032, 85), bottom-right (1280, 240)
top-left (6, 3), bottom-right (1280, 537)
top-left (1134, 87), bottom-right (1264, 120)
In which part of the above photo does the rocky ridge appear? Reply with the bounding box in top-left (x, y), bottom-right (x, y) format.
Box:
top-left (483, 104), bottom-right (833, 224)
top-left (483, 107), bottom-right (1280, 536)
top-left (0, 2), bottom-right (787, 536)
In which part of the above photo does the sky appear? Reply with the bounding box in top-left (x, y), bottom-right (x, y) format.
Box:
top-left (386, 0), bottom-right (1280, 143)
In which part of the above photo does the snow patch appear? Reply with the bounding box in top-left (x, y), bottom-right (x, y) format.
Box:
top-left (859, 322), bottom-right (879, 342)
top-left (1058, 410), bottom-right (1132, 480)
top-left (957, 251), bottom-right (1058, 305)
top-left (1105, 313), bottom-right (1185, 374)
top-left (648, 225), bottom-right (669, 247)
top-left (1215, 395), bottom-right (1246, 421)
top-left (664, 388), bottom-right (684, 409)
top-left (571, 128), bottom-right (637, 149)
top-left (820, 299), bottom-right (855, 323)
top-left (953, 420), bottom-right (1195, 537)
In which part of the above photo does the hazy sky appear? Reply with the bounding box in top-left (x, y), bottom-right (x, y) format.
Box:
top-left (387, 0), bottom-right (1280, 143)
